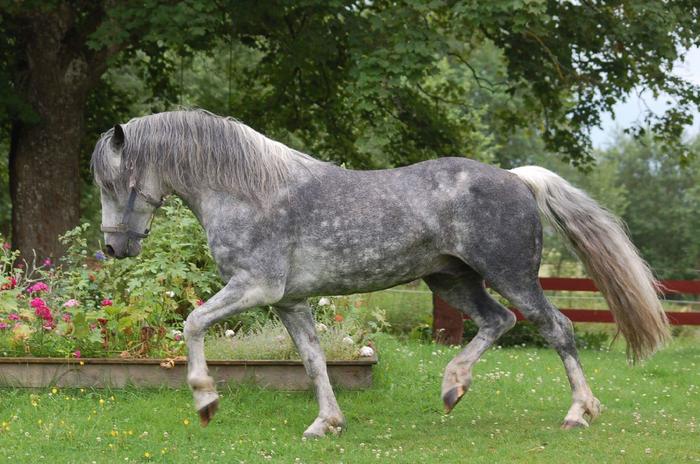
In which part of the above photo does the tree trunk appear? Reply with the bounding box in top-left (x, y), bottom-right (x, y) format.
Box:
top-left (10, 106), bottom-right (86, 260)
top-left (9, 8), bottom-right (92, 260)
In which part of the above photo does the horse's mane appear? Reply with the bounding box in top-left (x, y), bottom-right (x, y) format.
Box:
top-left (91, 109), bottom-right (319, 201)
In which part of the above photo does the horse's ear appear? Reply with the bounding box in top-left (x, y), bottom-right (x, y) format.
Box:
top-left (110, 124), bottom-right (125, 151)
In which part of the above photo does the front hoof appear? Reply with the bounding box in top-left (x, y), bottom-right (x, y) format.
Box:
top-left (442, 385), bottom-right (465, 414)
top-left (302, 417), bottom-right (345, 438)
top-left (198, 398), bottom-right (219, 427)
top-left (193, 389), bottom-right (220, 427)
top-left (561, 417), bottom-right (589, 430)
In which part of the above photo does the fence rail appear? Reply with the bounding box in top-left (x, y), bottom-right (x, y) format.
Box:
top-left (433, 277), bottom-right (700, 345)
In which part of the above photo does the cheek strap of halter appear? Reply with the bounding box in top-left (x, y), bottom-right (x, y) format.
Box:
top-left (100, 184), bottom-right (163, 239)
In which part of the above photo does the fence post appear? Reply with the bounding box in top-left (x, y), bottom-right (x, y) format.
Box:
top-left (433, 294), bottom-right (464, 345)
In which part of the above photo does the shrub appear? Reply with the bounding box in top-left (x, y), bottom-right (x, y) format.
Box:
top-left (463, 319), bottom-right (610, 350)
top-left (0, 198), bottom-right (221, 358)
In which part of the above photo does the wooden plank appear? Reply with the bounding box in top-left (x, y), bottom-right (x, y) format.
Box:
top-left (658, 280), bottom-right (700, 295)
top-left (539, 277), bottom-right (598, 292)
top-left (0, 357), bottom-right (377, 366)
top-left (0, 360), bottom-right (376, 390)
top-left (434, 295), bottom-right (700, 332)
top-left (537, 277), bottom-right (700, 295)
top-left (479, 307), bottom-right (700, 326)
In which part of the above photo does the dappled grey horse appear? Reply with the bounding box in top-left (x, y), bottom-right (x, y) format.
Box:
top-left (92, 110), bottom-right (670, 437)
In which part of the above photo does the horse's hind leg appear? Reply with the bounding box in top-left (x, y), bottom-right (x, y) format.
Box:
top-left (493, 280), bottom-right (601, 429)
top-left (424, 271), bottom-right (517, 413)
top-left (275, 301), bottom-right (345, 438)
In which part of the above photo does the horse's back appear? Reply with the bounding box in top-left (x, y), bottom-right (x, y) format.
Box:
top-left (281, 156), bottom-right (541, 296)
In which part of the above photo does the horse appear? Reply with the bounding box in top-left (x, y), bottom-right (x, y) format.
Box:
top-left (91, 109), bottom-right (670, 437)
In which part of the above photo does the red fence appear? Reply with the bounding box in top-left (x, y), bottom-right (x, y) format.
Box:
top-left (433, 277), bottom-right (700, 345)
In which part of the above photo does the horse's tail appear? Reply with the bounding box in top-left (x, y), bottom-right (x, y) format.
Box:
top-left (510, 165), bottom-right (670, 363)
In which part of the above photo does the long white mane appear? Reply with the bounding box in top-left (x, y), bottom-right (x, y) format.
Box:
top-left (91, 109), bottom-right (319, 200)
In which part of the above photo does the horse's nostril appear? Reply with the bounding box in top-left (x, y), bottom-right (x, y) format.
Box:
top-left (105, 245), bottom-right (115, 257)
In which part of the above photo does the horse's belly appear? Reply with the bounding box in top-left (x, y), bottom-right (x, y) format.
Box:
top-left (284, 243), bottom-right (453, 297)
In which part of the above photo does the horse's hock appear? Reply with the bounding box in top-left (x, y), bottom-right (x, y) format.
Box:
top-left (0, 357), bottom-right (377, 390)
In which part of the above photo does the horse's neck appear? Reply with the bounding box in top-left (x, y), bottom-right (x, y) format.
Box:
top-left (172, 158), bottom-right (322, 227)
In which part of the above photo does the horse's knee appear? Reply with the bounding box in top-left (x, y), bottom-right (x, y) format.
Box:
top-left (184, 310), bottom-right (205, 339)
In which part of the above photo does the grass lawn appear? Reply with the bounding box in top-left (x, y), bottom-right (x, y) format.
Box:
top-left (0, 334), bottom-right (698, 463)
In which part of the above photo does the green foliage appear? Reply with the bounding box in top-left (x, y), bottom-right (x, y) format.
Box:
top-left (463, 319), bottom-right (610, 350)
top-left (608, 136), bottom-right (700, 278)
top-left (529, 134), bottom-right (700, 279)
top-left (0, 197), bottom-right (223, 358)
top-left (60, 196), bottom-right (222, 323)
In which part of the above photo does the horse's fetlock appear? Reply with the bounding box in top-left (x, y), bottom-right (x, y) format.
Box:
top-left (189, 374), bottom-right (215, 391)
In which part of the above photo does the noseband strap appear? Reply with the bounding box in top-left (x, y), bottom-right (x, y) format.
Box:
top-left (100, 186), bottom-right (163, 240)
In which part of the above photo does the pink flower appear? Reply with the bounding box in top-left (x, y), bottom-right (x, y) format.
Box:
top-left (63, 299), bottom-right (80, 308)
top-left (30, 297), bottom-right (47, 309)
top-left (2, 243), bottom-right (10, 250)
top-left (8, 313), bottom-right (20, 321)
top-left (31, 297), bottom-right (53, 321)
top-left (43, 323), bottom-right (53, 330)
top-left (0, 322), bottom-right (8, 330)
top-left (174, 334), bottom-right (182, 341)
top-left (43, 258), bottom-right (52, 267)
top-left (62, 313), bottom-right (71, 322)
top-left (27, 282), bottom-right (49, 294)
top-left (35, 306), bottom-right (52, 321)
top-left (100, 299), bottom-right (113, 307)
top-left (73, 350), bottom-right (81, 358)
top-left (1, 276), bottom-right (16, 291)
top-left (196, 299), bottom-right (205, 306)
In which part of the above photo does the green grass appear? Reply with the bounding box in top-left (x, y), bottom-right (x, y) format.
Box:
top-left (0, 335), bottom-right (698, 463)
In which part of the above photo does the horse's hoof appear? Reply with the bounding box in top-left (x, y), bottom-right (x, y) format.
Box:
top-left (442, 385), bottom-right (465, 414)
top-left (560, 418), bottom-right (589, 430)
top-left (198, 398), bottom-right (219, 427)
top-left (302, 416), bottom-right (345, 438)
top-left (586, 397), bottom-right (602, 421)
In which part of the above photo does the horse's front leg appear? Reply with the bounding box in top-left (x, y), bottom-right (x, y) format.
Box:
top-left (184, 276), bottom-right (283, 425)
top-left (275, 301), bottom-right (345, 438)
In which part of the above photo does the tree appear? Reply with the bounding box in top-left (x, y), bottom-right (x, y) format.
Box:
top-left (1, 0), bottom-right (699, 258)
top-left (0, 1), bottom-right (221, 258)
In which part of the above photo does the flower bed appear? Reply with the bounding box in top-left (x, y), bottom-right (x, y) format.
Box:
top-left (0, 216), bottom-right (379, 388)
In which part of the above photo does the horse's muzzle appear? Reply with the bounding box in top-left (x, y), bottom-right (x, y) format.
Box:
top-left (104, 236), bottom-right (142, 259)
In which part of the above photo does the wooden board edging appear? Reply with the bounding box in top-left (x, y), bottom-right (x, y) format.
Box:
top-left (0, 356), bottom-right (377, 390)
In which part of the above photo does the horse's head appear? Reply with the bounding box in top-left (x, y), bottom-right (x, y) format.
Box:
top-left (94, 124), bottom-right (165, 259)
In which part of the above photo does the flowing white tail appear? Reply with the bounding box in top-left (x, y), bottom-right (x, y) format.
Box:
top-left (511, 166), bottom-right (670, 362)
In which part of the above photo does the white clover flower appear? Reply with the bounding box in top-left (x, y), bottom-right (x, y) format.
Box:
top-left (342, 336), bottom-right (355, 345)
top-left (224, 329), bottom-right (235, 338)
top-left (317, 297), bottom-right (331, 307)
top-left (171, 329), bottom-right (183, 337)
top-left (315, 322), bottom-right (328, 333)
top-left (165, 291), bottom-right (175, 298)
top-left (359, 346), bottom-right (375, 357)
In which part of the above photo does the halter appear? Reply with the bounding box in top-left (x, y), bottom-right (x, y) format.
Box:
top-left (100, 180), bottom-right (164, 241)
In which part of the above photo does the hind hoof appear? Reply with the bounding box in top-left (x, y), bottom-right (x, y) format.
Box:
top-left (561, 418), bottom-right (589, 430)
